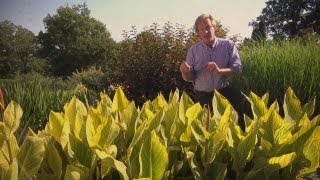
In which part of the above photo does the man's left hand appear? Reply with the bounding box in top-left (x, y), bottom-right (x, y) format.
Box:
top-left (206, 62), bottom-right (221, 73)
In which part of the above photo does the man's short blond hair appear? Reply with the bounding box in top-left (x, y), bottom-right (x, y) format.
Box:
top-left (194, 14), bottom-right (217, 33)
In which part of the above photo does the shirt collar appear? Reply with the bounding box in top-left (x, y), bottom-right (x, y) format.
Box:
top-left (201, 37), bottom-right (217, 49)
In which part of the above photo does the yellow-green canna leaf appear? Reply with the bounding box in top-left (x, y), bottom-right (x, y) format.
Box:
top-left (299, 127), bottom-right (320, 175)
top-left (161, 102), bottom-right (178, 145)
top-left (0, 157), bottom-right (18, 180)
top-left (151, 93), bottom-right (168, 111)
top-left (212, 90), bottom-right (231, 119)
top-left (232, 119), bottom-right (260, 171)
top-left (139, 102), bottom-right (155, 122)
top-left (112, 87), bottom-right (130, 112)
top-left (180, 125), bottom-right (193, 143)
top-left (179, 92), bottom-right (194, 125)
top-left (86, 109), bottom-right (120, 148)
top-left (0, 134), bottom-right (19, 169)
top-left (64, 164), bottom-right (89, 180)
top-left (73, 113), bottom-right (86, 141)
top-left (139, 131), bottom-right (168, 180)
top-left (127, 120), bottom-right (148, 158)
top-left (46, 111), bottom-right (70, 149)
top-left (26, 128), bottom-right (38, 137)
top-left (18, 136), bottom-right (45, 179)
top-left (186, 103), bottom-right (202, 126)
top-left (261, 109), bottom-right (282, 140)
top-left (3, 101), bottom-right (22, 137)
top-left (147, 109), bottom-right (165, 132)
top-left (244, 92), bottom-right (268, 119)
top-left (244, 114), bottom-right (253, 130)
top-left (190, 124), bottom-right (206, 144)
top-left (283, 87), bottom-right (303, 121)
top-left (95, 149), bottom-right (129, 180)
top-left (168, 89), bottom-right (179, 105)
top-left (0, 122), bottom-right (5, 147)
top-left (264, 152), bottom-right (297, 175)
top-left (302, 97), bottom-right (316, 118)
top-left (65, 96), bottom-right (87, 133)
top-left (261, 92), bottom-right (269, 107)
top-left (121, 102), bottom-right (138, 145)
top-left (245, 152), bottom-right (296, 179)
top-left (69, 134), bottom-right (95, 168)
top-left (281, 115), bottom-right (320, 153)
top-left (186, 151), bottom-right (202, 180)
top-left (274, 122), bottom-right (294, 145)
top-left (47, 141), bottom-right (62, 179)
top-left (208, 106), bottom-right (232, 163)
top-left (86, 108), bottom-right (102, 148)
top-left (97, 92), bottom-right (113, 115)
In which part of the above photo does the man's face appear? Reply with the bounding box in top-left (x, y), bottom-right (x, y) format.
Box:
top-left (197, 18), bottom-right (215, 44)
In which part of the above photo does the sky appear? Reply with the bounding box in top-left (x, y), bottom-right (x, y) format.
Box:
top-left (0, 0), bottom-right (267, 42)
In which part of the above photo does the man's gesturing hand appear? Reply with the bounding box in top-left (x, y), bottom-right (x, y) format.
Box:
top-left (180, 61), bottom-right (191, 73)
top-left (206, 61), bottom-right (220, 73)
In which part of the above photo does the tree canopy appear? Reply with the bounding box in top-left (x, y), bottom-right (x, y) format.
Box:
top-left (0, 20), bottom-right (36, 78)
top-left (38, 3), bottom-right (116, 76)
top-left (251, 0), bottom-right (320, 39)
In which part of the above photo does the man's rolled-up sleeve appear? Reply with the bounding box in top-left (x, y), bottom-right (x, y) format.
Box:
top-left (229, 42), bottom-right (242, 75)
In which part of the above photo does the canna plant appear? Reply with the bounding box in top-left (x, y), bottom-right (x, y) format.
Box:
top-left (0, 87), bottom-right (319, 179)
top-left (0, 101), bottom-right (45, 180)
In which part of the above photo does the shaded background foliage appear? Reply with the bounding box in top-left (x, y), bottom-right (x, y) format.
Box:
top-left (0, 1), bottom-right (319, 135)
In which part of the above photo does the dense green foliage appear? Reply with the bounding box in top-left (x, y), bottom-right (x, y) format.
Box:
top-left (0, 20), bottom-right (37, 78)
top-left (251, 0), bottom-right (320, 39)
top-left (37, 4), bottom-right (116, 76)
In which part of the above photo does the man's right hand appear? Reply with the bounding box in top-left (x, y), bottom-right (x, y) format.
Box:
top-left (180, 61), bottom-right (191, 73)
top-left (180, 61), bottom-right (192, 81)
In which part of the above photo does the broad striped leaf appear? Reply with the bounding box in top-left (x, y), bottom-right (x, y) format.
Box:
top-left (65, 96), bottom-right (87, 132)
top-left (152, 93), bottom-right (168, 111)
top-left (302, 97), bottom-right (316, 118)
top-left (18, 136), bottom-right (45, 179)
top-left (245, 152), bottom-right (296, 179)
top-left (121, 102), bottom-right (138, 145)
top-left (112, 87), bottom-right (130, 112)
top-left (139, 131), bottom-right (168, 180)
top-left (46, 111), bottom-right (70, 149)
top-left (280, 115), bottom-right (320, 153)
top-left (186, 103), bottom-right (202, 125)
top-left (244, 92), bottom-right (268, 119)
top-left (212, 90), bottom-right (231, 119)
top-left (95, 149), bottom-right (129, 180)
top-left (300, 127), bottom-right (320, 175)
top-left (168, 89), bottom-right (179, 105)
top-left (69, 134), bottom-right (94, 168)
top-left (179, 92), bottom-right (194, 125)
top-left (264, 152), bottom-right (297, 175)
top-left (283, 87), bottom-right (303, 121)
top-left (47, 141), bottom-right (62, 179)
top-left (0, 157), bottom-right (18, 180)
top-left (208, 106), bottom-right (232, 163)
top-left (3, 101), bottom-right (22, 137)
top-left (64, 164), bottom-right (89, 180)
top-left (0, 134), bottom-right (19, 169)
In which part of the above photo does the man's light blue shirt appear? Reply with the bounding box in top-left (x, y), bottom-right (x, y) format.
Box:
top-left (186, 38), bottom-right (242, 92)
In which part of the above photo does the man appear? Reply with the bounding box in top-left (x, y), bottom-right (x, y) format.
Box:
top-left (180, 14), bottom-right (247, 129)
